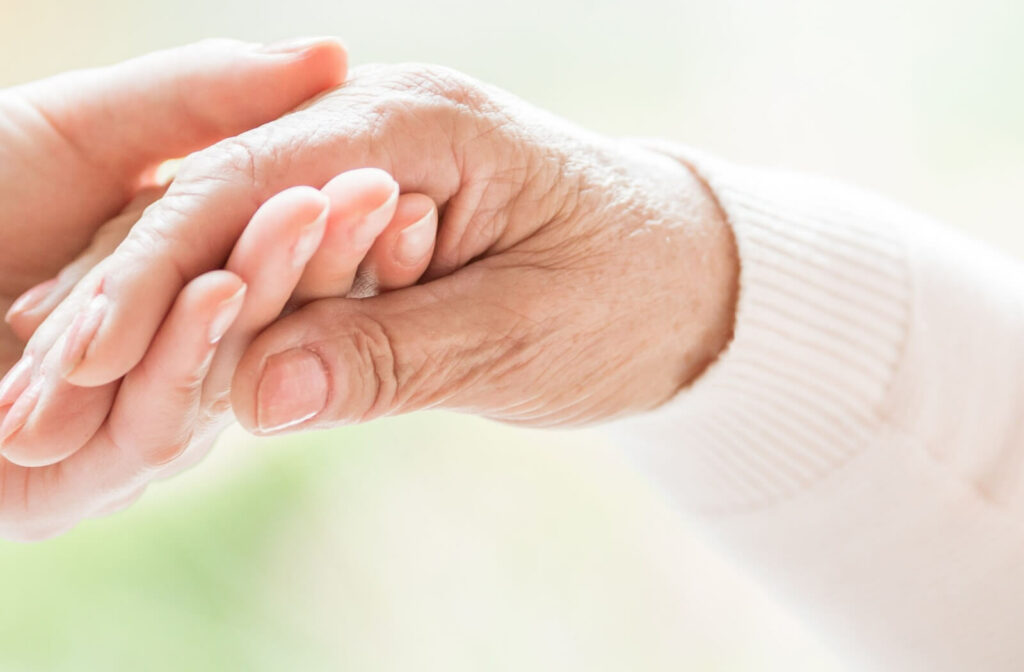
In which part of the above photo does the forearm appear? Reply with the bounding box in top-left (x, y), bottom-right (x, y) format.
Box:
top-left (614, 144), bottom-right (1024, 670)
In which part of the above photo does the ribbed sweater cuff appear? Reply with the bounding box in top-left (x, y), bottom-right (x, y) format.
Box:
top-left (614, 143), bottom-right (914, 513)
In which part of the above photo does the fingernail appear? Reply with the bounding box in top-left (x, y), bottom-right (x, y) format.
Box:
top-left (394, 211), bottom-right (436, 266)
top-left (258, 36), bottom-right (341, 56)
top-left (4, 279), bottom-right (58, 323)
top-left (353, 182), bottom-right (399, 246)
top-left (208, 284), bottom-right (247, 344)
top-left (0, 377), bottom-right (42, 445)
top-left (292, 202), bottom-right (329, 269)
top-left (0, 355), bottom-right (33, 408)
top-left (257, 348), bottom-right (329, 433)
top-left (60, 293), bottom-right (110, 378)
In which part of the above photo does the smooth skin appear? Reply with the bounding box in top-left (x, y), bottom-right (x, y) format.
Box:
top-left (0, 187), bottom-right (326, 539)
top-left (0, 172), bottom-right (437, 539)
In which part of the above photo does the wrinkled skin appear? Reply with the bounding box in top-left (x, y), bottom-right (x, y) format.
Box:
top-left (226, 65), bottom-right (741, 428)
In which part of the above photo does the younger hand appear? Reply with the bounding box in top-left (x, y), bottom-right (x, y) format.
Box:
top-left (0, 37), bottom-right (345, 326)
top-left (0, 168), bottom-right (438, 540)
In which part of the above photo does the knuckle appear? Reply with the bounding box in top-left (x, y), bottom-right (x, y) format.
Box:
top-left (176, 137), bottom-right (261, 189)
top-left (310, 306), bottom-right (409, 422)
top-left (390, 63), bottom-right (483, 107)
top-left (349, 62), bottom-right (488, 122)
top-left (172, 130), bottom-right (287, 209)
top-left (339, 64), bottom-right (501, 187)
top-left (117, 212), bottom-right (189, 286)
top-left (343, 312), bottom-right (402, 421)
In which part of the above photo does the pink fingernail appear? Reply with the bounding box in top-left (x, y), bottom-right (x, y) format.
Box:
top-left (60, 293), bottom-right (110, 378)
top-left (208, 284), bottom-right (247, 345)
top-left (0, 377), bottom-right (42, 445)
top-left (256, 348), bottom-right (329, 433)
top-left (258, 36), bottom-right (341, 56)
top-left (353, 183), bottom-right (399, 247)
top-left (292, 203), bottom-right (330, 269)
top-left (0, 355), bottom-right (33, 409)
top-left (4, 279), bottom-right (58, 323)
top-left (394, 211), bottom-right (436, 266)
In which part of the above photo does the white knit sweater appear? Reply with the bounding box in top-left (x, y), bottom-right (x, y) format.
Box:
top-left (616, 144), bottom-right (1024, 670)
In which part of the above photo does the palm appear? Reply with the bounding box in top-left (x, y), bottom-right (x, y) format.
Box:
top-left (0, 92), bottom-right (131, 300)
top-left (0, 92), bottom-right (138, 381)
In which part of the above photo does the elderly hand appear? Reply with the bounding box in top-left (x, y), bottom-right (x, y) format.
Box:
top-left (14, 61), bottom-right (737, 446)
top-left (232, 67), bottom-right (740, 430)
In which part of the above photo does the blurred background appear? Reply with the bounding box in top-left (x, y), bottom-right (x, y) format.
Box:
top-left (0, 0), bottom-right (1021, 669)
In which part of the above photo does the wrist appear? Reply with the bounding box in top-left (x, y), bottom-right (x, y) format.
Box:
top-left (614, 145), bottom-right (914, 511)
top-left (674, 156), bottom-right (739, 388)
top-left (626, 140), bottom-right (739, 399)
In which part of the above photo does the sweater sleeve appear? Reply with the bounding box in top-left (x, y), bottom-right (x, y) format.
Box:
top-left (612, 143), bottom-right (1024, 671)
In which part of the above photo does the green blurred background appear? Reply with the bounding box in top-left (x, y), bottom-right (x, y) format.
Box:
top-left (0, 0), bottom-right (1020, 669)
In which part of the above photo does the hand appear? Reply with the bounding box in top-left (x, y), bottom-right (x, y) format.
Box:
top-left (0, 37), bottom-right (346, 379)
top-left (14, 62), bottom-right (737, 442)
top-left (0, 165), bottom-right (439, 540)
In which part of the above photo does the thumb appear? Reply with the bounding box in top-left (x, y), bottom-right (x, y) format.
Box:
top-left (231, 268), bottom-right (530, 434)
top-left (16, 37), bottom-right (347, 176)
